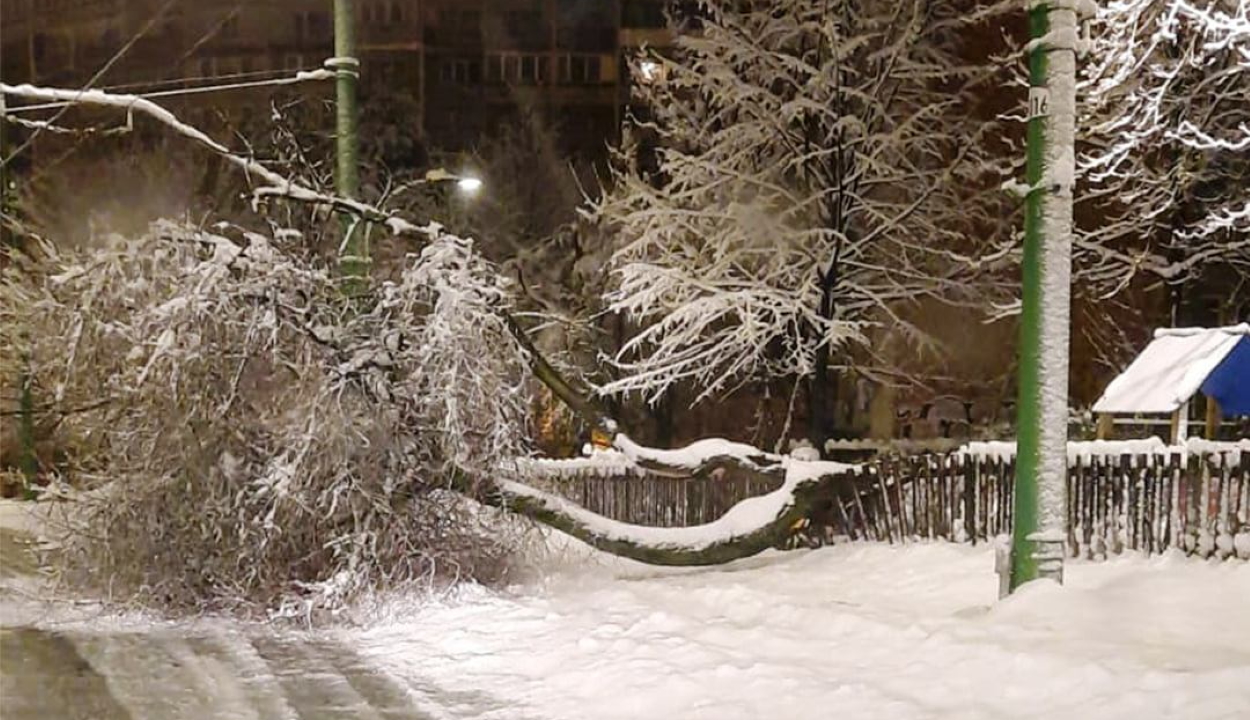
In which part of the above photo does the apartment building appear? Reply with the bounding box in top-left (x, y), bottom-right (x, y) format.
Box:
top-left (1, 0), bottom-right (677, 155)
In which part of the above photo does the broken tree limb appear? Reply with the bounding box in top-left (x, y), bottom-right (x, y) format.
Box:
top-left (504, 313), bottom-right (616, 436)
top-left (451, 436), bottom-right (859, 566)
top-left (0, 82), bottom-right (430, 238)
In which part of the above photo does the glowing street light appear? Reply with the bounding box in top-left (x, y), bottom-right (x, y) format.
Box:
top-left (456, 176), bottom-right (484, 195)
top-left (638, 60), bottom-right (661, 83)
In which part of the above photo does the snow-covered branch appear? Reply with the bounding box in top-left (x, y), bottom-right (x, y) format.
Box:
top-left (482, 436), bottom-right (856, 565)
top-left (1077, 0), bottom-right (1250, 298)
top-left (1, 82), bottom-right (432, 238)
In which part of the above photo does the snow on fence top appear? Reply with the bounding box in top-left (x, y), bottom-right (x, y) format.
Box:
top-left (959, 437), bottom-right (1250, 463)
top-left (824, 438), bottom-right (962, 455)
top-left (519, 436), bottom-right (794, 481)
top-left (521, 436), bottom-right (1250, 480)
top-left (515, 450), bottom-right (646, 479)
top-left (1093, 324), bottom-right (1250, 415)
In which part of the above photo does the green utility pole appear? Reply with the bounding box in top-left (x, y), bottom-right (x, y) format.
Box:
top-left (1, 71), bottom-right (11, 249)
top-left (17, 352), bottom-right (39, 500)
top-left (2, 56), bottom-right (33, 499)
top-left (332, 0), bottom-right (366, 281)
top-left (1010, 0), bottom-right (1085, 593)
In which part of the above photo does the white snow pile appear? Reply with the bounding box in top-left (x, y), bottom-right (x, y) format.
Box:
top-left (614, 434), bottom-right (780, 470)
top-left (353, 542), bottom-right (1250, 720)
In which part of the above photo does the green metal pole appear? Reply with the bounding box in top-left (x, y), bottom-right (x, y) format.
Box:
top-left (332, 0), bottom-right (366, 281)
top-left (1010, 1), bottom-right (1051, 593)
top-left (2, 58), bottom-right (33, 499)
top-left (1, 67), bottom-right (11, 249)
top-left (1010, 0), bottom-right (1081, 593)
top-left (18, 352), bottom-right (39, 500)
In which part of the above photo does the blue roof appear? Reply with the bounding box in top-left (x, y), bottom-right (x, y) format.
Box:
top-left (1201, 336), bottom-right (1250, 416)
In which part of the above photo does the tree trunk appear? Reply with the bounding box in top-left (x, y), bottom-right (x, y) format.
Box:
top-left (652, 386), bottom-right (676, 448)
top-left (452, 444), bottom-right (855, 567)
top-left (808, 270), bottom-right (841, 450)
top-left (809, 348), bottom-right (839, 449)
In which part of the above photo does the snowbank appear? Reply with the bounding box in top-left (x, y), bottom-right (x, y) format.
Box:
top-left (354, 543), bottom-right (1250, 720)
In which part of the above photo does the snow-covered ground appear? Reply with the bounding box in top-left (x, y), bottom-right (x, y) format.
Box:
top-left (3, 499), bottom-right (1248, 719)
top-left (354, 540), bottom-right (1250, 720)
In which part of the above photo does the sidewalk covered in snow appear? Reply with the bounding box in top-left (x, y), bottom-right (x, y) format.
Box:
top-left (1093, 325), bottom-right (1250, 439)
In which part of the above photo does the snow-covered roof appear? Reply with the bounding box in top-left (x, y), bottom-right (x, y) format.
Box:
top-left (1092, 324), bottom-right (1250, 415)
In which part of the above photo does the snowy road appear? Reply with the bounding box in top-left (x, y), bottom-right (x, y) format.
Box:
top-left (3, 511), bottom-right (1249, 720)
top-left (0, 624), bottom-right (500, 720)
top-left (353, 541), bottom-right (1250, 720)
top-left (0, 524), bottom-right (503, 720)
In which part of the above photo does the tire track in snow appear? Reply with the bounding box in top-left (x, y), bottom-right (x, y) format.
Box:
top-left (68, 630), bottom-right (253, 719)
top-left (0, 627), bottom-right (133, 720)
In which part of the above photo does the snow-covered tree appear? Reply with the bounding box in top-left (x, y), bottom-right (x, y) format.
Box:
top-left (1078, 0), bottom-right (1250, 318)
top-left (2, 80), bottom-right (870, 605)
top-left (593, 0), bottom-right (1011, 440)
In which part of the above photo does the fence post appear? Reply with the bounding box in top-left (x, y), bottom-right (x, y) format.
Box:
top-left (894, 456), bottom-right (910, 539)
top-left (1187, 451), bottom-right (1202, 555)
top-left (963, 454), bottom-right (976, 545)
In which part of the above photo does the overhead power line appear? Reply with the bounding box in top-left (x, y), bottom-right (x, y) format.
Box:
top-left (0, 0), bottom-right (183, 168)
top-left (4, 69), bottom-right (335, 115)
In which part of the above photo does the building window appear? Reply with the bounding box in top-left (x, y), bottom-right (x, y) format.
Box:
top-left (361, 1), bottom-right (400, 26)
top-left (295, 12), bottom-right (331, 42)
top-left (563, 55), bottom-right (602, 84)
top-left (441, 58), bottom-right (482, 84)
top-left (486, 53), bottom-right (559, 86)
top-left (439, 10), bottom-right (482, 45)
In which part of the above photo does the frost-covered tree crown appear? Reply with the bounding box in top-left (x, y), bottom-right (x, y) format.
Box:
top-left (595, 0), bottom-right (1010, 403)
top-left (1078, 0), bottom-right (1250, 297)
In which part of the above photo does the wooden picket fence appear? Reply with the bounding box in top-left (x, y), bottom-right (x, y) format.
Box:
top-left (540, 472), bottom-right (782, 528)
top-left (533, 450), bottom-right (1250, 558)
top-left (831, 452), bottom-right (1250, 558)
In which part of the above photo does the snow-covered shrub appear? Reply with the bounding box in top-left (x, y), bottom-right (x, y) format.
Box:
top-left (16, 220), bottom-right (536, 616)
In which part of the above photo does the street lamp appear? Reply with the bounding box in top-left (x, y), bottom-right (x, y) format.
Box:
top-left (421, 168), bottom-right (483, 197)
top-left (456, 176), bottom-right (484, 195)
top-left (638, 60), bottom-right (661, 83)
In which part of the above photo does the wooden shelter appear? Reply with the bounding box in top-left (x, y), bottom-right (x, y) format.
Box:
top-left (1092, 324), bottom-right (1250, 442)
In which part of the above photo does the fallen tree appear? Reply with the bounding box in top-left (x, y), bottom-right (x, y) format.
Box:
top-left (2, 81), bottom-right (862, 614)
